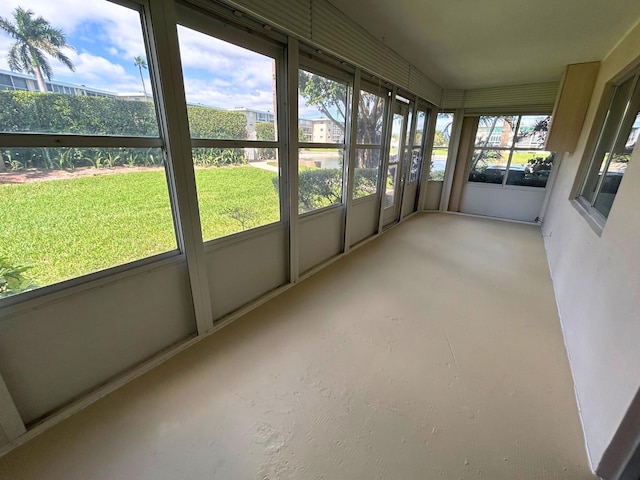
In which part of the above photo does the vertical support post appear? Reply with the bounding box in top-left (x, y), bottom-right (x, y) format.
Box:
top-left (145, 0), bottom-right (213, 333)
top-left (439, 108), bottom-right (464, 211)
top-left (343, 69), bottom-right (361, 254)
top-left (287, 37), bottom-right (300, 283)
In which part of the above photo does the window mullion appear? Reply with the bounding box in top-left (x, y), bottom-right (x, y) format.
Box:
top-left (0, 133), bottom-right (163, 149)
top-left (145, 0), bottom-right (213, 334)
top-left (502, 116), bottom-right (522, 186)
top-left (343, 69), bottom-right (361, 254)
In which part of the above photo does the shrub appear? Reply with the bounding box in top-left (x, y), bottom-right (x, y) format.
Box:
top-left (272, 167), bottom-right (380, 212)
top-left (0, 258), bottom-right (36, 298)
top-left (255, 121), bottom-right (276, 160)
top-left (0, 90), bottom-right (247, 169)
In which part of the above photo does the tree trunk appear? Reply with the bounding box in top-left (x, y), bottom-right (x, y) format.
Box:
top-left (138, 67), bottom-right (148, 98)
top-left (32, 65), bottom-right (47, 93)
top-left (0, 152), bottom-right (7, 173)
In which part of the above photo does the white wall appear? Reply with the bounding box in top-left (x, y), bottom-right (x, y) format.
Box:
top-left (299, 207), bottom-right (345, 273)
top-left (206, 227), bottom-right (288, 320)
top-left (542, 21), bottom-right (640, 472)
top-left (0, 260), bottom-right (196, 424)
top-left (460, 184), bottom-right (547, 222)
top-left (349, 197), bottom-right (379, 246)
top-left (424, 181), bottom-right (443, 210)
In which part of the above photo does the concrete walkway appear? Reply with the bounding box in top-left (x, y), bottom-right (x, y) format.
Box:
top-left (248, 160), bottom-right (279, 172)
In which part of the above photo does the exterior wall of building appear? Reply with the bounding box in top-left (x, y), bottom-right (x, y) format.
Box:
top-left (542, 20), bottom-right (640, 471)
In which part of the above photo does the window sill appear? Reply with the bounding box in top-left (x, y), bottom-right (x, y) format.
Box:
top-left (465, 181), bottom-right (548, 191)
top-left (571, 197), bottom-right (605, 237)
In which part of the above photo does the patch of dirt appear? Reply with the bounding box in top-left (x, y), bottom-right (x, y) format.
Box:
top-left (0, 166), bottom-right (164, 184)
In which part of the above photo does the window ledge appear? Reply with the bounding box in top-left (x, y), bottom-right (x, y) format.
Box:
top-left (571, 198), bottom-right (605, 237)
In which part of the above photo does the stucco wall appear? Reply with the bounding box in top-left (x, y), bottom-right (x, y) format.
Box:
top-left (542, 21), bottom-right (640, 470)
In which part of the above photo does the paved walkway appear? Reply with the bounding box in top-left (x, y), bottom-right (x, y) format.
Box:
top-left (249, 160), bottom-right (278, 172)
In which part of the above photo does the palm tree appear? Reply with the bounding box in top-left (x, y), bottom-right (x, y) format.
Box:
top-left (134, 55), bottom-right (148, 99)
top-left (0, 7), bottom-right (75, 93)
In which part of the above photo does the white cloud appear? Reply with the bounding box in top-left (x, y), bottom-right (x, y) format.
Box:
top-left (177, 25), bottom-right (277, 110)
top-left (0, 0), bottom-right (287, 111)
top-left (183, 77), bottom-right (276, 112)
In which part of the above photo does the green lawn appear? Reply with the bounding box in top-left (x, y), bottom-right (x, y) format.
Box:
top-left (0, 166), bottom-right (279, 287)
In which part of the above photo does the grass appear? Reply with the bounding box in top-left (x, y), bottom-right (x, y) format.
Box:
top-left (478, 151), bottom-right (550, 166)
top-left (0, 166), bottom-right (279, 287)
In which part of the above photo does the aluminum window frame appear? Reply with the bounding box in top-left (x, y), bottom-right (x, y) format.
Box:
top-left (296, 59), bottom-right (353, 216)
top-left (175, 3), bottom-right (288, 244)
top-left (576, 68), bottom-right (640, 226)
top-left (0, 0), bottom-right (184, 307)
top-left (468, 114), bottom-right (554, 190)
top-left (351, 81), bottom-right (390, 200)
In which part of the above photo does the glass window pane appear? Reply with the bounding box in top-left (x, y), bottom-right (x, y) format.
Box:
top-left (0, 73), bottom-right (11, 87)
top-left (514, 115), bottom-right (550, 149)
top-left (429, 148), bottom-right (447, 181)
top-left (592, 82), bottom-right (639, 217)
top-left (192, 148), bottom-right (281, 241)
top-left (435, 112), bottom-right (452, 149)
top-left (593, 161), bottom-right (627, 217)
top-left (356, 90), bottom-right (385, 144)
top-left (0, 147), bottom-right (176, 298)
top-left (353, 148), bottom-right (381, 199)
top-left (506, 151), bottom-right (554, 187)
top-left (177, 26), bottom-right (277, 141)
top-left (389, 113), bottom-right (404, 163)
top-left (429, 113), bottom-right (452, 181)
top-left (414, 111), bottom-right (426, 146)
top-left (0, 0), bottom-right (160, 136)
top-left (475, 116), bottom-right (519, 147)
top-left (581, 76), bottom-right (636, 203)
top-left (405, 108), bottom-right (414, 144)
top-left (384, 165), bottom-right (397, 208)
top-left (298, 70), bottom-right (347, 144)
top-left (298, 148), bottom-right (343, 213)
top-left (468, 149), bottom-right (511, 184)
top-left (409, 147), bottom-right (422, 183)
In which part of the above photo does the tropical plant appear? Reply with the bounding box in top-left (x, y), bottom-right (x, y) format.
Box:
top-left (0, 257), bottom-right (36, 298)
top-left (134, 55), bottom-right (148, 98)
top-left (0, 7), bottom-right (75, 93)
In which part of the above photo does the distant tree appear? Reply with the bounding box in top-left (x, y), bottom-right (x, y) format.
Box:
top-left (0, 7), bottom-right (75, 93)
top-left (433, 131), bottom-right (447, 147)
top-left (256, 121), bottom-right (276, 159)
top-left (298, 71), bottom-right (386, 169)
top-left (298, 70), bottom-right (346, 126)
top-left (133, 55), bottom-right (148, 98)
top-left (298, 126), bottom-right (308, 142)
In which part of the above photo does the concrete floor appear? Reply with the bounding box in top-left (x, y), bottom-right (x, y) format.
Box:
top-left (0, 213), bottom-right (594, 479)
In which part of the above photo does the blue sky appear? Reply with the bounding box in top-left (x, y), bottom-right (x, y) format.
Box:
top-left (0, 0), bottom-right (305, 115)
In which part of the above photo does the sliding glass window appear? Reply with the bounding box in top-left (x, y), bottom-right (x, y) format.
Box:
top-left (578, 69), bottom-right (639, 221)
top-left (176, 12), bottom-right (283, 241)
top-left (298, 66), bottom-right (349, 213)
top-left (430, 112), bottom-right (453, 181)
top-left (468, 115), bottom-right (553, 188)
top-left (0, 0), bottom-right (177, 300)
top-left (353, 83), bottom-right (388, 199)
top-left (410, 107), bottom-right (429, 183)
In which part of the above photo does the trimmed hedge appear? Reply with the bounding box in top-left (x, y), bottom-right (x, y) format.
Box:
top-left (0, 90), bottom-right (247, 169)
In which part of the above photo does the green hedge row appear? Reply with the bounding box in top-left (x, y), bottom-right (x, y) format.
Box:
top-left (0, 90), bottom-right (247, 169)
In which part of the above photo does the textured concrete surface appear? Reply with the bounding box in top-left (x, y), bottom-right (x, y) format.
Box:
top-left (0, 213), bottom-right (594, 479)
